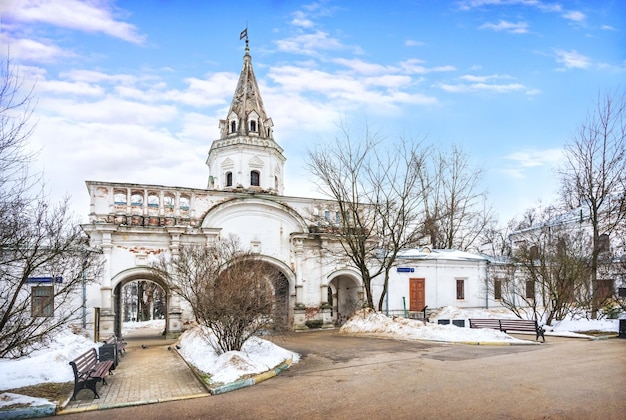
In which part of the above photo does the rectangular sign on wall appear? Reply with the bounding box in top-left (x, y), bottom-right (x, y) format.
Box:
top-left (396, 267), bottom-right (414, 273)
top-left (26, 276), bottom-right (63, 283)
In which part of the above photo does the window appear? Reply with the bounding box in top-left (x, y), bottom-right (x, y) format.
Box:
top-left (230, 120), bottom-right (236, 133)
top-left (226, 172), bottom-right (233, 187)
top-left (163, 195), bottom-right (175, 208)
top-left (114, 192), bottom-right (126, 205)
top-left (595, 279), bottom-right (614, 302)
top-left (335, 211), bottom-right (340, 223)
top-left (494, 279), bottom-right (502, 300)
top-left (179, 196), bottom-right (190, 211)
top-left (148, 194), bottom-right (159, 208)
top-left (250, 120), bottom-right (256, 132)
top-left (131, 193), bottom-right (143, 206)
top-left (598, 234), bottom-right (610, 253)
top-left (526, 280), bottom-right (535, 299)
top-left (324, 210), bottom-right (330, 222)
top-left (32, 286), bottom-right (54, 317)
top-left (250, 170), bottom-right (260, 186)
top-left (456, 279), bottom-right (465, 300)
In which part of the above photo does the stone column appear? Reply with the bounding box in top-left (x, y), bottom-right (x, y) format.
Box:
top-left (99, 231), bottom-right (115, 338)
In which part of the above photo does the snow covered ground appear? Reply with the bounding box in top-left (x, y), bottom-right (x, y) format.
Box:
top-left (0, 307), bottom-right (620, 410)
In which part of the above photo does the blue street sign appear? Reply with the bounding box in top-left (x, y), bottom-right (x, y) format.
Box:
top-left (27, 276), bottom-right (63, 284)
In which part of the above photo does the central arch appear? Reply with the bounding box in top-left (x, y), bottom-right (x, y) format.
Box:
top-left (248, 256), bottom-right (295, 330)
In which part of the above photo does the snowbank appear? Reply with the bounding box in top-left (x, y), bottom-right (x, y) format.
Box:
top-left (177, 326), bottom-right (299, 385)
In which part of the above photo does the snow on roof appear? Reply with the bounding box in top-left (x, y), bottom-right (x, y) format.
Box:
top-left (397, 248), bottom-right (488, 262)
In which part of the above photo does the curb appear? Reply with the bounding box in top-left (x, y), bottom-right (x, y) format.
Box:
top-left (0, 402), bottom-right (56, 420)
top-left (207, 357), bottom-right (294, 395)
top-left (56, 394), bottom-right (208, 415)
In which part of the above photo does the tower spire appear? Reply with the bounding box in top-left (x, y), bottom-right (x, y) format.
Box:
top-left (205, 28), bottom-right (286, 194)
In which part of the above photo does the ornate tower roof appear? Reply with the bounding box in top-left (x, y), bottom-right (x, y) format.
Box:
top-left (206, 35), bottom-right (286, 194)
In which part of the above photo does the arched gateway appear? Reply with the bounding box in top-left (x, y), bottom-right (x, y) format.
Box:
top-left (82, 38), bottom-right (362, 339)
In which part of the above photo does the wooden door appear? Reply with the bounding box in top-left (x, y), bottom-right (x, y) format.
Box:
top-left (409, 278), bottom-right (425, 311)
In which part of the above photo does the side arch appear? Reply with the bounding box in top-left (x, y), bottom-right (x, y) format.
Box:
top-left (326, 269), bottom-right (363, 326)
top-left (110, 267), bottom-right (175, 338)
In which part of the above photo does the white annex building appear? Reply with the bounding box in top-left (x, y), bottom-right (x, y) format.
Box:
top-left (82, 41), bottom-right (502, 339)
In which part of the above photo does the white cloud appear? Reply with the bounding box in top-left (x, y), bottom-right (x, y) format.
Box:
top-left (504, 149), bottom-right (563, 168)
top-left (267, 64), bottom-right (436, 112)
top-left (290, 11), bottom-right (315, 28)
top-left (59, 69), bottom-right (143, 85)
top-left (37, 96), bottom-right (178, 125)
top-left (457, 0), bottom-right (561, 13)
top-left (554, 49), bottom-right (592, 69)
top-left (275, 31), bottom-right (345, 56)
top-left (439, 81), bottom-right (525, 93)
top-left (399, 59), bottom-right (456, 74)
top-left (479, 20), bottom-right (529, 34)
top-left (37, 80), bottom-right (104, 96)
top-left (562, 10), bottom-right (585, 23)
top-left (459, 74), bottom-right (513, 82)
top-left (405, 40), bottom-right (426, 47)
top-left (2, 0), bottom-right (145, 44)
top-left (601, 25), bottom-right (617, 31)
top-left (334, 58), bottom-right (397, 76)
top-left (454, 75), bottom-right (541, 96)
top-left (3, 37), bottom-right (72, 63)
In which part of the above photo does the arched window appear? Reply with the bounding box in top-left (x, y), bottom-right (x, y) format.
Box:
top-left (250, 120), bottom-right (257, 132)
top-left (230, 120), bottom-right (236, 133)
top-left (147, 194), bottom-right (159, 208)
top-left (226, 172), bottom-right (233, 187)
top-left (250, 170), bottom-right (260, 186)
top-left (179, 196), bottom-right (190, 211)
top-left (163, 194), bottom-right (175, 208)
top-left (131, 193), bottom-right (143, 207)
top-left (114, 191), bottom-right (126, 205)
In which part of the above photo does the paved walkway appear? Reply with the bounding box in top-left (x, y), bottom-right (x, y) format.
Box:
top-left (59, 328), bottom-right (209, 414)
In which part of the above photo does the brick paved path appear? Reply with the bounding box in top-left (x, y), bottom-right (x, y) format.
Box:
top-left (60, 329), bottom-right (209, 413)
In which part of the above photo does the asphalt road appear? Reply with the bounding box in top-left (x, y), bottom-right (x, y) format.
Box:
top-left (56, 330), bottom-right (626, 419)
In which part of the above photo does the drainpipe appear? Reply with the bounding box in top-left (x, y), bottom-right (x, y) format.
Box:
top-left (82, 255), bottom-right (86, 329)
top-left (483, 259), bottom-right (488, 309)
top-left (402, 296), bottom-right (407, 318)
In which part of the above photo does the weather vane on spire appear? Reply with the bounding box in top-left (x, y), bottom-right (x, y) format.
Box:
top-left (239, 25), bottom-right (249, 51)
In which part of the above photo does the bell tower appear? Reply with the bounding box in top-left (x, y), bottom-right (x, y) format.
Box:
top-left (206, 35), bottom-right (286, 194)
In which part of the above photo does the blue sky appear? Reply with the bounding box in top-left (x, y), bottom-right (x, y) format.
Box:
top-left (1, 0), bottom-right (624, 224)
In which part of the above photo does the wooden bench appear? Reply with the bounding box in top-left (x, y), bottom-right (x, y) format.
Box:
top-left (469, 318), bottom-right (545, 342)
top-left (69, 348), bottom-right (115, 400)
top-left (100, 335), bottom-right (126, 367)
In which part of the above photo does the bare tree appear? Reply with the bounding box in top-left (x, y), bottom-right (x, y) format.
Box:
top-left (420, 144), bottom-right (495, 251)
top-left (151, 235), bottom-right (282, 353)
top-left (559, 88), bottom-right (626, 318)
top-left (498, 206), bottom-right (593, 324)
top-left (307, 122), bottom-right (429, 311)
top-left (0, 55), bottom-right (103, 358)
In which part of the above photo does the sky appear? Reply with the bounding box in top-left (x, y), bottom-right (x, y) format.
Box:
top-left (1, 0), bottom-right (625, 225)
top-left (0, 310), bottom-right (619, 408)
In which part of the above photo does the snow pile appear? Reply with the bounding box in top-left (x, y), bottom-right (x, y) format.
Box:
top-left (431, 305), bottom-right (517, 321)
top-left (177, 326), bottom-right (299, 385)
top-left (341, 309), bottom-right (529, 343)
top-left (0, 326), bottom-right (97, 390)
top-left (122, 319), bottom-right (165, 333)
top-left (0, 393), bottom-right (53, 409)
top-left (551, 318), bottom-right (619, 333)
